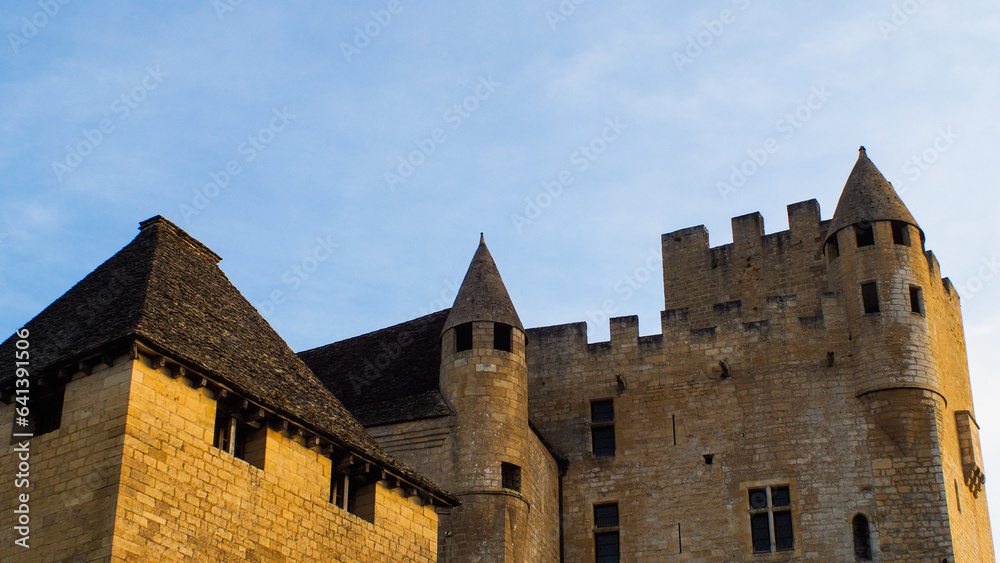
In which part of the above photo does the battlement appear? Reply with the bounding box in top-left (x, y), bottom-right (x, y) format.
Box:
top-left (661, 199), bottom-right (831, 329)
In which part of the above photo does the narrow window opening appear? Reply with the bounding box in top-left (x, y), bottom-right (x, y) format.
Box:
top-left (493, 323), bottom-right (512, 352)
top-left (501, 462), bottom-right (521, 492)
top-left (594, 503), bottom-right (620, 563)
top-left (591, 400), bottom-right (616, 457)
top-left (852, 514), bottom-right (873, 560)
top-left (826, 236), bottom-right (840, 260)
top-left (861, 282), bottom-right (880, 314)
top-left (749, 485), bottom-right (794, 553)
top-left (213, 406), bottom-right (265, 469)
top-left (855, 224), bottom-right (875, 247)
top-left (955, 479), bottom-right (962, 513)
top-left (909, 286), bottom-right (924, 315)
top-left (330, 471), bottom-right (375, 523)
top-left (703, 453), bottom-right (714, 465)
top-left (455, 322), bottom-right (473, 352)
top-left (891, 221), bottom-right (911, 246)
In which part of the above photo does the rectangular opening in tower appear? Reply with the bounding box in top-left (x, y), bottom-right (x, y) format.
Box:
top-left (493, 323), bottom-right (512, 352)
top-left (855, 224), bottom-right (875, 247)
top-left (892, 221), bottom-right (911, 246)
top-left (455, 322), bottom-right (473, 352)
top-left (861, 282), bottom-right (880, 314)
top-left (501, 462), bottom-right (521, 492)
top-left (826, 235), bottom-right (840, 260)
top-left (909, 285), bottom-right (924, 314)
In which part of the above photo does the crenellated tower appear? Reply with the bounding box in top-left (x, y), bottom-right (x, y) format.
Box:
top-left (825, 147), bottom-right (991, 560)
top-left (438, 234), bottom-right (533, 562)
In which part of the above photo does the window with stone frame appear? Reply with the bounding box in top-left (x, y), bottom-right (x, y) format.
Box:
top-left (748, 485), bottom-right (793, 553)
top-left (591, 399), bottom-right (616, 457)
top-left (212, 405), bottom-right (266, 469)
top-left (594, 503), bottom-right (620, 563)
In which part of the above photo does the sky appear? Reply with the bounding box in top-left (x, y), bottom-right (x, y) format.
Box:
top-left (1, 0), bottom-right (999, 551)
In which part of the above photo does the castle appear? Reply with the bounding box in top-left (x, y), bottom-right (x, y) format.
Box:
top-left (0, 147), bottom-right (993, 561)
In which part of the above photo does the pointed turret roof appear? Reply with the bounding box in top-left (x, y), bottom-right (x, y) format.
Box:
top-left (442, 234), bottom-right (523, 333)
top-left (0, 216), bottom-right (455, 505)
top-left (827, 147), bottom-right (921, 241)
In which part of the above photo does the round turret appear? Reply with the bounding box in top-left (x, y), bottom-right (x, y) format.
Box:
top-left (825, 147), bottom-right (939, 396)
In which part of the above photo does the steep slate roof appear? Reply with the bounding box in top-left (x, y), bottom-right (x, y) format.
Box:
top-left (442, 234), bottom-right (523, 333)
top-left (0, 216), bottom-right (454, 504)
top-left (827, 147), bottom-right (922, 241)
top-left (299, 310), bottom-right (453, 427)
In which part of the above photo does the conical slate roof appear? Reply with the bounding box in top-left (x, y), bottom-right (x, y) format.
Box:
top-left (442, 234), bottom-right (523, 333)
top-left (0, 216), bottom-right (454, 503)
top-left (827, 147), bottom-right (921, 241)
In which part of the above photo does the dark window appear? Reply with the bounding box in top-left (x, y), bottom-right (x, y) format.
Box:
top-left (861, 282), bottom-right (880, 314)
top-left (494, 323), bottom-right (512, 352)
top-left (330, 471), bottom-right (376, 522)
top-left (826, 236), bottom-right (840, 260)
top-left (910, 286), bottom-right (924, 315)
top-left (594, 503), bottom-right (620, 563)
top-left (748, 485), bottom-right (794, 553)
top-left (29, 386), bottom-right (65, 437)
top-left (595, 531), bottom-right (620, 563)
top-left (455, 322), bottom-right (473, 352)
top-left (213, 406), bottom-right (265, 469)
top-left (592, 400), bottom-right (614, 423)
top-left (855, 224), bottom-right (875, 247)
top-left (591, 400), bottom-right (616, 457)
top-left (852, 514), bottom-right (872, 560)
top-left (891, 221), bottom-right (910, 246)
top-left (594, 503), bottom-right (619, 528)
top-left (501, 462), bottom-right (521, 492)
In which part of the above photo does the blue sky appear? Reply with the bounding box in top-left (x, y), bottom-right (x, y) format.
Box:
top-left (2, 0), bottom-right (999, 550)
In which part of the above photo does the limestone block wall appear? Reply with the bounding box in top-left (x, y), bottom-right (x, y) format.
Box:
top-left (110, 356), bottom-right (440, 562)
top-left (1, 357), bottom-right (132, 562)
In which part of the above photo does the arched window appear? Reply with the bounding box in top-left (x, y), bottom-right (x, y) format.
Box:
top-left (852, 514), bottom-right (872, 560)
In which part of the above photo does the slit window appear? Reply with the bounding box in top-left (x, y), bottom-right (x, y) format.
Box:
top-left (501, 462), bottom-right (521, 492)
top-left (213, 406), bottom-right (265, 469)
top-left (494, 323), bottom-right (512, 352)
top-left (591, 399), bottom-right (616, 457)
top-left (594, 503), bottom-right (620, 563)
top-left (455, 322), bottom-right (473, 352)
top-left (909, 286), bottom-right (924, 315)
top-left (891, 221), bottom-right (910, 246)
top-left (826, 236), bottom-right (840, 260)
top-left (749, 485), bottom-right (793, 553)
top-left (855, 224), bottom-right (875, 247)
top-left (861, 282), bottom-right (880, 314)
top-left (852, 514), bottom-right (872, 560)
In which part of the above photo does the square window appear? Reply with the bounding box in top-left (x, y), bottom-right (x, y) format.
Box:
top-left (501, 462), bottom-right (521, 492)
top-left (892, 221), bottom-right (911, 246)
top-left (213, 406), bottom-right (265, 469)
top-left (594, 503), bottom-right (619, 528)
top-left (591, 400), bottom-right (614, 423)
top-left (31, 386), bottom-right (65, 437)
